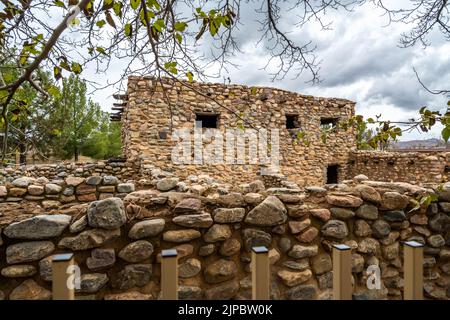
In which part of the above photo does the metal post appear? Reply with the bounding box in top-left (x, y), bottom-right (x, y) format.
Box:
top-left (161, 249), bottom-right (178, 300)
top-left (52, 253), bottom-right (75, 300)
top-left (252, 246), bottom-right (270, 300)
top-left (404, 241), bottom-right (423, 300)
top-left (333, 244), bottom-right (352, 300)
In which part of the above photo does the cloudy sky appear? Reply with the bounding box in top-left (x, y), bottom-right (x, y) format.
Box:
top-left (86, 1), bottom-right (450, 141)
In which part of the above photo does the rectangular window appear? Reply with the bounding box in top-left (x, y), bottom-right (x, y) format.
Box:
top-left (326, 165), bottom-right (339, 184)
top-left (195, 113), bottom-right (219, 128)
top-left (320, 117), bottom-right (339, 131)
top-left (286, 114), bottom-right (300, 129)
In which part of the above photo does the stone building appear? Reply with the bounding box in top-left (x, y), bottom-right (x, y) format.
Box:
top-left (114, 76), bottom-right (356, 186)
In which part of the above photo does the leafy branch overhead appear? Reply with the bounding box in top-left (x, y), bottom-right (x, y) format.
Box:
top-left (1, 0), bottom-right (450, 162)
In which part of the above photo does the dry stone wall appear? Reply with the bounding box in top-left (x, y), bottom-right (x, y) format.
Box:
top-left (122, 76), bottom-right (356, 186)
top-left (0, 172), bottom-right (449, 300)
top-left (348, 151), bottom-right (450, 184)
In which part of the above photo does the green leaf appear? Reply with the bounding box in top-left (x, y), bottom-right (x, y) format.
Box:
top-left (174, 21), bottom-right (187, 32)
top-left (113, 1), bottom-right (123, 17)
top-left (186, 71), bottom-right (193, 82)
top-left (54, 66), bottom-right (62, 80)
top-left (442, 126), bottom-right (450, 142)
top-left (71, 62), bottom-right (82, 74)
top-left (96, 46), bottom-right (107, 55)
top-left (124, 23), bottom-right (133, 37)
top-left (153, 18), bottom-right (165, 32)
top-left (147, 0), bottom-right (161, 10)
top-left (130, 0), bottom-right (141, 10)
top-left (96, 20), bottom-right (106, 28)
top-left (250, 87), bottom-right (257, 95)
top-left (175, 33), bottom-right (182, 43)
top-left (54, 0), bottom-right (65, 8)
top-left (447, 100), bottom-right (450, 106)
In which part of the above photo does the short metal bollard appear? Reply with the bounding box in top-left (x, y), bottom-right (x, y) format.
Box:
top-left (332, 244), bottom-right (352, 300)
top-left (252, 246), bottom-right (270, 300)
top-left (52, 253), bottom-right (75, 300)
top-left (161, 249), bottom-right (178, 300)
top-left (404, 241), bottom-right (423, 300)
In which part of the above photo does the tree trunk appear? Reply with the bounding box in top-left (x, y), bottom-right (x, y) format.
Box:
top-left (74, 145), bottom-right (78, 162)
top-left (19, 142), bottom-right (26, 165)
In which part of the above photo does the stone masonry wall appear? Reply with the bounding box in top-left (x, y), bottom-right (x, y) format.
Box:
top-left (0, 172), bottom-right (449, 300)
top-left (122, 76), bottom-right (356, 186)
top-left (348, 151), bottom-right (450, 184)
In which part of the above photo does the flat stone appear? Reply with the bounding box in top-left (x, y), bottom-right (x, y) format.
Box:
top-left (424, 282), bottom-right (447, 300)
top-left (216, 193), bottom-right (246, 207)
top-left (104, 292), bottom-right (153, 300)
top-left (278, 237), bottom-right (291, 253)
top-left (205, 280), bottom-right (239, 300)
top-left (12, 177), bottom-right (35, 188)
top-left (128, 219), bottom-right (165, 239)
top-left (1, 265), bottom-right (37, 277)
top-left (199, 244), bottom-right (216, 256)
top-left (77, 273), bottom-right (109, 293)
top-left (45, 183), bottom-right (62, 194)
top-left (428, 234), bottom-right (445, 248)
top-left (156, 177), bottom-right (179, 191)
top-left (219, 238), bottom-right (241, 256)
top-left (86, 176), bottom-right (102, 185)
top-left (179, 258), bottom-right (202, 278)
top-left (383, 210), bottom-right (406, 222)
top-left (357, 238), bottom-right (380, 254)
top-left (242, 228), bottom-right (272, 251)
top-left (76, 183), bottom-right (97, 195)
top-left (277, 269), bottom-right (312, 287)
top-left (163, 229), bottom-right (201, 243)
top-left (179, 286), bottom-right (203, 300)
top-left (297, 227), bottom-right (319, 243)
top-left (321, 219), bottom-right (348, 239)
top-left (311, 253), bottom-right (332, 275)
top-left (204, 224), bottom-right (232, 242)
top-left (380, 192), bottom-right (409, 210)
top-left (86, 248), bottom-right (116, 270)
top-left (173, 213), bottom-right (213, 228)
top-left (354, 220), bottom-right (372, 237)
top-left (4, 214), bottom-right (71, 239)
top-left (118, 240), bottom-right (153, 263)
top-left (288, 245), bottom-right (318, 259)
top-left (6, 241), bottom-right (55, 264)
top-left (382, 242), bottom-right (399, 260)
top-left (372, 220), bottom-right (391, 238)
top-left (0, 185), bottom-right (7, 197)
top-left (87, 197), bottom-right (126, 230)
top-left (286, 204), bottom-right (310, 218)
top-left (111, 264), bottom-right (152, 290)
top-left (204, 259), bottom-right (237, 284)
top-left (429, 213), bottom-right (450, 233)
top-left (288, 219), bottom-right (310, 234)
top-left (173, 198), bottom-right (202, 214)
top-left (355, 204), bottom-right (378, 220)
top-left (65, 177), bottom-right (85, 187)
top-left (355, 184), bottom-right (381, 203)
top-left (212, 208), bottom-right (246, 223)
top-left (283, 260), bottom-right (309, 271)
top-left (69, 215), bottom-right (88, 233)
top-left (9, 279), bottom-right (51, 300)
top-left (244, 195), bottom-right (287, 226)
top-left (410, 214), bottom-right (428, 225)
top-left (330, 207), bottom-right (355, 219)
top-left (244, 193), bottom-right (264, 205)
top-left (117, 183), bottom-right (135, 193)
top-left (58, 228), bottom-right (120, 250)
top-left (102, 175), bottom-right (119, 185)
top-left (310, 209), bottom-right (331, 221)
top-left (326, 194), bottom-right (363, 208)
top-left (285, 284), bottom-right (317, 300)
top-left (318, 272), bottom-right (333, 289)
top-left (352, 254), bottom-right (364, 272)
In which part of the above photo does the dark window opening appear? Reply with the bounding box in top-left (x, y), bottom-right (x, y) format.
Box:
top-left (195, 113), bottom-right (219, 128)
top-left (320, 117), bottom-right (338, 130)
top-left (326, 165), bottom-right (339, 184)
top-left (286, 114), bottom-right (300, 129)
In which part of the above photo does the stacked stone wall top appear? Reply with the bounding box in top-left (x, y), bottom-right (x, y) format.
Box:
top-left (348, 150), bottom-right (450, 184)
top-left (0, 171), bottom-right (449, 300)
